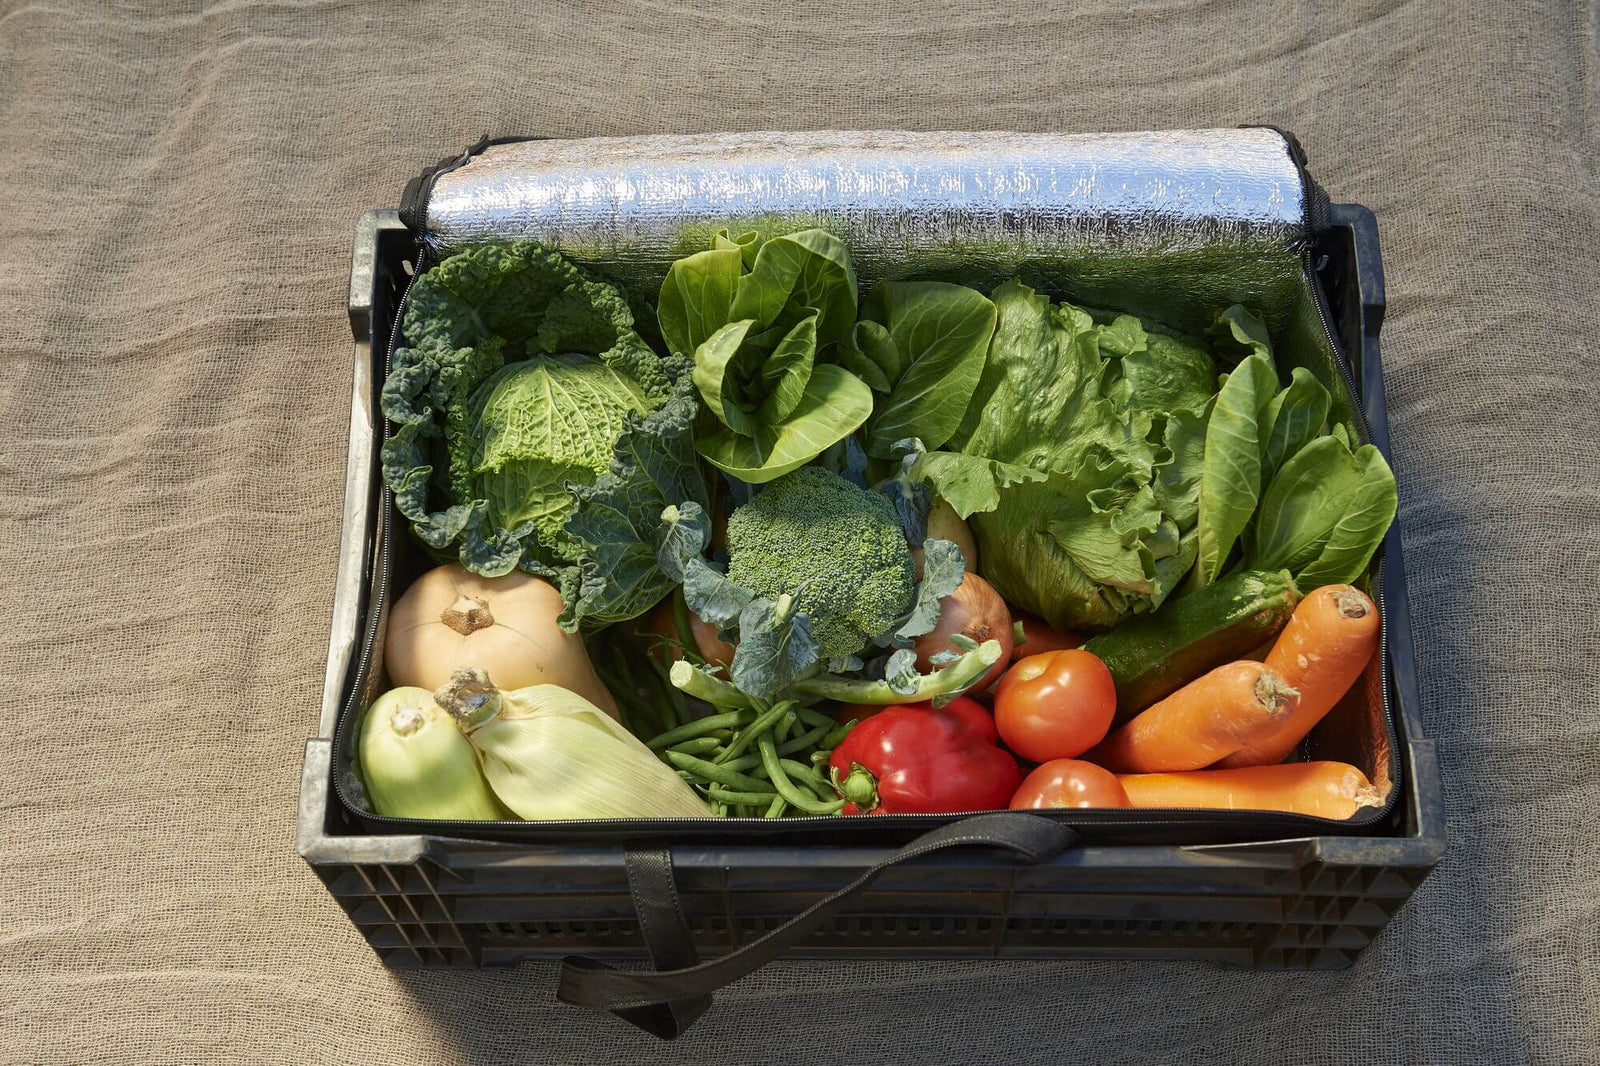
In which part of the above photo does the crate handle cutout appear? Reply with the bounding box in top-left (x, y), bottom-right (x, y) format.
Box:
top-left (557, 813), bottom-right (1079, 1038)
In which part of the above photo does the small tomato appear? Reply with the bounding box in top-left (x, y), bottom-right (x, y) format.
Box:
top-left (994, 649), bottom-right (1117, 762)
top-left (1010, 759), bottom-right (1129, 809)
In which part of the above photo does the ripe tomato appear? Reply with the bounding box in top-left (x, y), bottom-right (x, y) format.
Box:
top-left (1010, 759), bottom-right (1129, 809)
top-left (993, 649), bottom-right (1117, 761)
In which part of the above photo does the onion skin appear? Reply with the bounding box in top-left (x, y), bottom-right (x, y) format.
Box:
top-left (913, 574), bottom-right (1014, 691)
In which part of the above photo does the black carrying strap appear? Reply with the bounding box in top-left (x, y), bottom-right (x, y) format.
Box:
top-left (557, 813), bottom-right (1080, 1038)
top-left (602, 846), bottom-right (711, 1038)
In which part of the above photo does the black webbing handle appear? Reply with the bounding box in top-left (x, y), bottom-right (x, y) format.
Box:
top-left (557, 813), bottom-right (1080, 1038)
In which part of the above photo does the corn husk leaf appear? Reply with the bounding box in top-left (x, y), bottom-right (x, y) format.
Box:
top-left (464, 682), bottom-right (712, 820)
top-left (358, 687), bottom-right (505, 820)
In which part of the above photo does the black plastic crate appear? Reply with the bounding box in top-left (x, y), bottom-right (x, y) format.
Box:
top-left (299, 203), bottom-right (1443, 973)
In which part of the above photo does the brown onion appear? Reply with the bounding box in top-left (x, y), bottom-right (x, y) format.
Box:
top-left (913, 573), bottom-right (1014, 690)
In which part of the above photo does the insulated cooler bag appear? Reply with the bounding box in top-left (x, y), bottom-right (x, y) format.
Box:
top-left (300, 129), bottom-right (1443, 1038)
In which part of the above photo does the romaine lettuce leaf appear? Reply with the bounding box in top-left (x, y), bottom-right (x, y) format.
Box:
top-left (1192, 353), bottom-right (1278, 588)
top-left (659, 230), bottom-right (873, 483)
top-left (1247, 433), bottom-right (1397, 588)
top-left (849, 282), bottom-right (998, 458)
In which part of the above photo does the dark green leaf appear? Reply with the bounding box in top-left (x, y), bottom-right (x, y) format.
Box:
top-left (730, 596), bottom-right (821, 698)
top-left (860, 282), bottom-right (998, 458)
top-left (895, 538), bottom-right (966, 640)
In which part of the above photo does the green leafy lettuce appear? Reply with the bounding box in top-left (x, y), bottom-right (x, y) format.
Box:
top-left (657, 230), bottom-right (874, 483)
top-left (920, 280), bottom-right (1206, 630)
top-left (924, 282), bottom-right (1396, 629)
top-left (836, 282), bottom-right (998, 459)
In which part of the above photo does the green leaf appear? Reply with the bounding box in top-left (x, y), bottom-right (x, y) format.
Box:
top-left (1193, 354), bottom-right (1278, 587)
top-left (1260, 367), bottom-right (1332, 486)
top-left (860, 282), bottom-right (998, 458)
top-left (1044, 453), bottom-right (1163, 596)
top-left (1211, 305), bottom-right (1275, 370)
top-left (697, 364), bottom-right (873, 483)
top-left (1114, 332), bottom-right (1217, 414)
top-left (1096, 314), bottom-right (1147, 357)
top-left (914, 451), bottom-right (1047, 519)
top-left (712, 228), bottom-right (762, 268)
top-left (681, 557), bottom-right (756, 628)
top-left (884, 648), bottom-right (921, 694)
top-left (657, 245), bottom-right (743, 358)
top-left (1294, 445), bottom-right (1398, 588)
top-left (834, 320), bottom-right (896, 392)
top-left (691, 320), bottom-right (762, 436)
top-left (1152, 407), bottom-right (1209, 530)
top-left (729, 596), bottom-right (820, 699)
top-left (757, 312), bottom-right (818, 424)
top-left (1250, 435), bottom-right (1397, 586)
top-left (555, 364), bottom-right (713, 630)
top-left (729, 229), bottom-right (857, 347)
top-left (895, 539), bottom-right (966, 640)
top-left (654, 502), bottom-right (712, 582)
top-left (653, 502), bottom-right (756, 629)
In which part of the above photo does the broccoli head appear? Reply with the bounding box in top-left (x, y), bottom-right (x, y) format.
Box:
top-left (725, 466), bottom-right (915, 659)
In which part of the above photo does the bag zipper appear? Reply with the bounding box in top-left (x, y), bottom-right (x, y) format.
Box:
top-left (327, 232), bottom-right (1400, 842)
top-left (1303, 246), bottom-right (1402, 824)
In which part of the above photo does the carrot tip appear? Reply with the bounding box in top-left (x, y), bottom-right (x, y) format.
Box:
top-left (1332, 589), bottom-right (1372, 619)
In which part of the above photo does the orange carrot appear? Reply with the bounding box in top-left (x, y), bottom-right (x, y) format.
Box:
top-left (1217, 585), bottom-right (1380, 768)
top-left (1118, 761), bottom-right (1384, 819)
top-left (1086, 661), bottom-right (1299, 773)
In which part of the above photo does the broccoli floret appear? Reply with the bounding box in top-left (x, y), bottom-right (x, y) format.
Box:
top-left (726, 466), bottom-right (915, 659)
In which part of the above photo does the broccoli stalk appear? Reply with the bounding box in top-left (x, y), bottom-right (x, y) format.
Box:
top-left (668, 640), bottom-right (1001, 710)
top-left (789, 640), bottom-right (1003, 704)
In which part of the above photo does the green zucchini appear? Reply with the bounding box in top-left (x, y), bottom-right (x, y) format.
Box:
top-left (1084, 569), bottom-right (1300, 723)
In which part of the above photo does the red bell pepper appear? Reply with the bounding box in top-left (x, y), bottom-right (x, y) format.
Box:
top-left (828, 697), bottom-right (1022, 815)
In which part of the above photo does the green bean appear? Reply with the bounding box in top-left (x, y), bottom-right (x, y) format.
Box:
top-left (708, 788), bottom-right (781, 806)
top-left (757, 734), bottom-right (843, 814)
top-left (708, 800), bottom-right (727, 817)
top-left (820, 720), bottom-right (855, 748)
top-left (646, 711), bottom-right (748, 751)
top-left (669, 736), bottom-right (722, 756)
top-left (778, 758), bottom-right (833, 796)
top-left (792, 704), bottom-right (839, 730)
top-left (776, 720), bottom-right (833, 755)
top-left (720, 753), bottom-right (763, 774)
top-left (645, 653), bottom-right (695, 728)
top-left (765, 794), bottom-right (789, 818)
top-left (714, 700), bottom-right (793, 765)
top-left (665, 751), bottom-right (774, 792)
